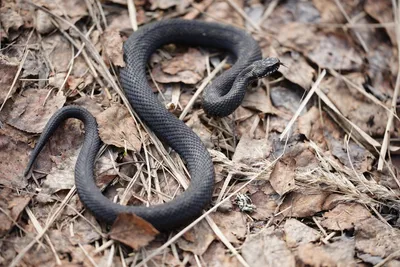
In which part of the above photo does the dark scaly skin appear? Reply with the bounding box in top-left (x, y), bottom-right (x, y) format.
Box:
top-left (25, 19), bottom-right (280, 231)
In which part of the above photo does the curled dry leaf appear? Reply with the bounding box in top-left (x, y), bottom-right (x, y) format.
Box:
top-left (152, 48), bottom-right (207, 85)
top-left (242, 227), bottom-right (295, 267)
top-left (178, 220), bottom-right (215, 255)
top-left (284, 219), bottom-right (320, 248)
top-left (297, 237), bottom-right (356, 267)
top-left (321, 203), bottom-right (371, 231)
top-left (277, 52), bottom-right (315, 90)
top-left (96, 104), bottom-right (142, 152)
top-left (7, 89), bottom-right (66, 133)
top-left (101, 30), bottom-right (125, 67)
top-left (109, 213), bottom-right (159, 250)
top-left (0, 188), bottom-right (31, 237)
top-left (249, 191), bottom-right (279, 221)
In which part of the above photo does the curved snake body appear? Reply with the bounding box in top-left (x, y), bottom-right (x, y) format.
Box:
top-left (25, 19), bottom-right (280, 231)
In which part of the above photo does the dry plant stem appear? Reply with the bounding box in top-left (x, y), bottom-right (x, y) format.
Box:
top-left (0, 30), bottom-right (33, 112)
top-left (183, 0), bottom-right (215, 20)
top-left (205, 216), bottom-right (250, 267)
top-left (375, 249), bottom-right (400, 267)
top-left (329, 68), bottom-right (400, 122)
top-left (378, 0), bottom-right (400, 170)
top-left (127, 0), bottom-right (138, 31)
top-left (225, 0), bottom-right (261, 32)
top-left (316, 22), bottom-right (396, 29)
top-left (25, 207), bottom-right (62, 265)
top-left (136, 157), bottom-right (281, 267)
top-left (334, 0), bottom-right (369, 52)
top-left (79, 243), bottom-right (99, 267)
top-left (258, 0), bottom-right (280, 26)
top-left (280, 69), bottom-right (326, 140)
top-left (10, 187), bottom-right (77, 267)
top-left (178, 57), bottom-right (227, 120)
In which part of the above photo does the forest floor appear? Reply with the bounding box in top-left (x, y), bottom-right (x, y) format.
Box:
top-left (1, 0), bottom-right (400, 266)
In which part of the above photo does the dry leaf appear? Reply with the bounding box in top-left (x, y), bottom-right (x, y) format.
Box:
top-left (210, 211), bottom-right (246, 244)
top-left (321, 203), bottom-right (371, 231)
top-left (0, 6), bottom-right (24, 34)
top-left (152, 48), bottom-right (207, 85)
top-left (284, 218), bottom-right (320, 247)
top-left (355, 216), bottom-right (400, 259)
top-left (242, 88), bottom-right (278, 114)
top-left (364, 0), bottom-right (396, 45)
top-left (7, 89), bottom-right (66, 133)
top-left (0, 55), bottom-right (19, 104)
top-left (202, 242), bottom-right (240, 267)
top-left (242, 227), bottom-right (295, 267)
top-left (110, 213), bottom-right (159, 250)
top-left (277, 52), bottom-right (315, 90)
top-left (232, 134), bottom-right (271, 165)
top-left (249, 190), bottom-right (279, 221)
top-left (269, 157), bottom-right (296, 196)
top-left (41, 34), bottom-right (72, 73)
top-left (178, 220), bottom-right (215, 255)
top-left (297, 237), bottom-right (356, 267)
top-left (0, 188), bottom-right (31, 237)
top-left (280, 192), bottom-right (330, 217)
top-left (67, 212), bottom-right (102, 245)
top-left (96, 104), bottom-right (142, 152)
top-left (101, 30), bottom-right (125, 67)
top-left (186, 111), bottom-right (213, 149)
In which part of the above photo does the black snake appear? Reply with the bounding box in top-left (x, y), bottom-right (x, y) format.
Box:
top-left (25, 19), bottom-right (281, 231)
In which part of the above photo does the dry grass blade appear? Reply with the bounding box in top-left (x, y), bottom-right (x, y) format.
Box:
top-left (225, 0), bottom-right (261, 31)
top-left (280, 69), bottom-right (326, 140)
top-left (127, 0), bottom-right (138, 31)
top-left (378, 0), bottom-right (400, 170)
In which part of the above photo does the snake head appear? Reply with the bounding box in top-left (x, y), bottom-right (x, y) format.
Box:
top-left (248, 57), bottom-right (281, 79)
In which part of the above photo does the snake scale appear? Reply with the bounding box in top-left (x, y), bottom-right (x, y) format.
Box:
top-left (25, 19), bottom-right (281, 231)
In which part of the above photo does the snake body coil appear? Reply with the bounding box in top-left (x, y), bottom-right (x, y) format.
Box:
top-left (25, 19), bottom-right (280, 231)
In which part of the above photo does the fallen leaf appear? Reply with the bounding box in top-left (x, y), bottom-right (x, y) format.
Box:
top-left (0, 188), bottom-right (31, 237)
top-left (178, 219), bottom-right (215, 255)
top-left (0, 5), bottom-right (24, 34)
top-left (321, 203), bottom-right (371, 231)
top-left (297, 236), bottom-right (357, 267)
top-left (280, 191), bottom-right (330, 217)
top-left (0, 55), bottom-right (19, 104)
top-left (270, 86), bottom-right (303, 114)
top-left (364, 0), bottom-right (396, 45)
top-left (277, 51), bottom-right (315, 90)
top-left (41, 34), bottom-right (72, 73)
top-left (35, 9), bottom-right (55, 34)
top-left (66, 212), bottom-right (102, 245)
top-left (7, 89), bottom-right (66, 133)
top-left (269, 157), bottom-right (296, 196)
top-left (202, 242), bottom-right (240, 266)
top-left (249, 190), bottom-right (278, 221)
top-left (355, 216), bottom-right (400, 259)
top-left (101, 30), bottom-right (125, 67)
top-left (96, 104), bottom-right (142, 152)
top-left (242, 88), bottom-right (279, 114)
top-left (232, 134), bottom-right (271, 165)
top-left (241, 227), bottom-right (295, 267)
top-left (109, 213), bottom-right (159, 250)
top-left (205, 1), bottom-right (243, 26)
top-left (210, 211), bottom-right (246, 244)
top-left (186, 111), bottom-right (213, 149)
top-left (152, 48), bottom-right (207, 85)
top-left (284, 218), bottom-right (320, 247)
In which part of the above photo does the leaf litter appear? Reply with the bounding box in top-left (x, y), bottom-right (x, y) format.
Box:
top-left (1, 0), bottom-right (400, 266)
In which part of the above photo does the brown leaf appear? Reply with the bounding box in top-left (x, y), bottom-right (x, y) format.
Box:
top-left (101, 30), bottom-right (125, 67)
top-left (242, 88), bottom-right (279, 114)
top-left (284, 218), bottom-right (320, 248)
top-left (186, 111), bottom-right (213, 149)
top-left (321, 203), bottom-right (371, 231)
top-left (152, 48), bottom-right (207, 85)
top-left (202, 242), bottom-right (240, 267)
top-left (364, 0), bottom-right (396, 45)
top-left (297, 237), bottom-right (356, 267)
top-left (210, 211), bottom-right (246, 244)
top-left (41, 34), bottom-right (72, 73)
top-left (355, 216), bottom-right (400, 259)
top-left (0, 6), bottom-right (24, 34)
top-left (0, 55), bottom-right (19, 104)
top-left (270, 158), bottom-right (296, 196)
top-left (277, 52), bottom-right (315, 90)
top-left (66, 212), bottom-right (102, 245)
top-left (7, 89), bottom-right (66, 133)
top-left (205, 1), bottom-right (243, 26)
top-left (280, 192), bottom-right (330, 217)
top-left (109, 213), bottom-right (159, 250)
top-left (0, 188), bottom-right (31, 237)
top-left (232, 134), bottom-right (271, 165)
top-left (242, 227), bottom-right (295, 267)
top-left (96, 104), bottom-right (142, 152)
top-left (249, 191), bottom-right (278, 221)
top-left (178, 220), bottom-right (215, 255)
